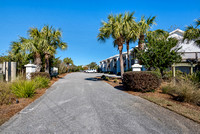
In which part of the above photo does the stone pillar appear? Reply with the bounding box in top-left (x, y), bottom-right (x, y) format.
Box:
top-left (2, 62), bottom-right (5, 75)
top-left (5, 62), bottom-right (11, 82)
top-left (11, 62), bottom-right (17, 82)
top-left (24, 63), bottom-right (37, 80)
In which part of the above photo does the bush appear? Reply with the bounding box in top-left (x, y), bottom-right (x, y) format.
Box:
top-left (161, 80), bottom-right (200, 105)
top-left (163, 70), bottom-right (184, 81)
top-left (33, 76), bottom-right (50, 89)
top-left (123, 71), bottom-right (161, 92)
top-left (11, 80), bottom-right (36, 98)
top-left (162, 83), bottom-right (174, 94)
top-left (151, 68), bottom-right (162, 79)
top-left (186, 71), bottom-right (200, 84)
top-left (105, 76), bottom-right (110, 81)
top-left (101, 75), bottom-right (106, 79)
top-left (31, 72), bottom-right (50, 80)
top-left (101, 75), bottom-right (109, 81)
top-left (0, 82), bottom-right (14, 105)
top-left (114, 78), bottom-right (118, 83)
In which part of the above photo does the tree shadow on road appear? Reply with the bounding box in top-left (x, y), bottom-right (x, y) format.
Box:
top-left (84, 77), bottom-right (103, 81)
top-left (85, 77), bottom-right (127, 92)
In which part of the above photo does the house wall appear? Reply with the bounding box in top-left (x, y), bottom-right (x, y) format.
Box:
top-left (99, 29), bottom-right (200, 74)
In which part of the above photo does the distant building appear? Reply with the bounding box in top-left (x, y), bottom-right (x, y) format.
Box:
top-left (99, 29), bottom-right (200, 74)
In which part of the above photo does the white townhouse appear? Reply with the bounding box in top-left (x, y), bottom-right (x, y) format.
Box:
top-left (99, 29), bottom-right (200, 74)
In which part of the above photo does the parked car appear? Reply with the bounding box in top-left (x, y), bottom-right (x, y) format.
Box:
top-left (84, 69), bottom-right (97, 73)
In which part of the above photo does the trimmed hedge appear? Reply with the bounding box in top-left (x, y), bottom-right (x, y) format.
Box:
top-left (123, 71), bottom-right (161, 92)
top-left (31, 72), bottom-right (50, 80)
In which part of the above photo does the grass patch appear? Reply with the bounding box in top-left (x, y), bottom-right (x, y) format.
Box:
top-left (114, 78), bottom-right (118, 83)
top-left (142, 95), bottom-right (200, 123)
top-left (33, 76), bottom-right (50, 89)
top-left (161, 81), bottom-right (200, 105)
top-left (11, 80), bottom-right (36, 98)
top-left (0, 82), bottom-right (14, 105)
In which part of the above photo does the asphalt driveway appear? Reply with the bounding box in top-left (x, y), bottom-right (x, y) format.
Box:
top-left (0, 72), bottom-right (199, 134)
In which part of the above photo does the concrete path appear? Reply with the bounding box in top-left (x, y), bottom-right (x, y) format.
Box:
top-left (0, 72), bottom-right (200, 134)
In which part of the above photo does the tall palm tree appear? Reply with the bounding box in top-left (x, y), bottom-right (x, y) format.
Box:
top-left (146, 29), bottom-right (169, 42)
top-left (97, 14), bottom-right (125, 78)
top-left (39, 25), bottom-right (67, 73)
top-left (138, 16), bottom-right (156, 50)
top-left (10, 39), bottom-right (30, 73)
top-left (25, 28), bottom-right (44, 72)
top-left (123, 12), bottom-right (139, 69)
top-left (183, 18), bottom-right (200, 46)
top-left (63, 57), bottom-right (73, 72)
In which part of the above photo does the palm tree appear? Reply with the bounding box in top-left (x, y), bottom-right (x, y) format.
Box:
top-left (63, 57), bottom-right (73, 72)
top-left (183, 18), bottom-right (200, 46)
top-left (123, 12), bottom-right (139, 69)
top-left (146, 29), bottom-right (169, 41)
top-left (25, 28), bottom-right (44, 72)
top-left (41, 25), bottom-right (67, 73)
top-left (138, 16), bottom-right (156, 50)
top-left (10, 39), bottom-right (30, 73)
top-left (97, 14), bottom-right (125, 78)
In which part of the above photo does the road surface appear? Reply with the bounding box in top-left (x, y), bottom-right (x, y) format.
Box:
top-left (0, 72), bottom-right (200, 134)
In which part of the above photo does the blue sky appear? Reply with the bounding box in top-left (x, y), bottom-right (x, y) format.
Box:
top-left (0, 0), bottom-right (200, 65)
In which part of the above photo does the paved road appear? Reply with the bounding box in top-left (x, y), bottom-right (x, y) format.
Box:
top-left (1, 72), bottom-right (200, 134)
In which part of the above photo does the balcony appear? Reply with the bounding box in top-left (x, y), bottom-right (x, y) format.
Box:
top-left (180, 52), bottom-right (200, 62)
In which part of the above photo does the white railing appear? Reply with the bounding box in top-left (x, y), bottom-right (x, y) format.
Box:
top-left (179, 52), bottom-right (200, 61)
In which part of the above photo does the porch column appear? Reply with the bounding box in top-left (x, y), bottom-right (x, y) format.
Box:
top-left (190, 63), bottom-right (193, 74)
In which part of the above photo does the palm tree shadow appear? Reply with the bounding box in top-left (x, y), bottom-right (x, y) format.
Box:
top-left (84, 77), bottom-right (103, 81)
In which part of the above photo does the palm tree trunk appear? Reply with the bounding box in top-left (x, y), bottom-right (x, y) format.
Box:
top-left (34, 52), bottom-right (42, 72)
top-left (118, 44), bottom-right (124, 78)
top-left (138, 34), bottom-right (145, 50)
top-left (126, 40), bottom-right (130, 69)
top-left (45, 53), bottom-right (50, 73)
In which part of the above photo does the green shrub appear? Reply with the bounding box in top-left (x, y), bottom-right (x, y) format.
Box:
top-left (31, 72), bottom-right (50, 80)
top-left (105, 76), bottom-right (110, 81)
top-left (101, 75), bottom-right (110, 81)
top-left (114, 78), bottom-right (118, 83)
top-left (150, 68), bottom-right (162, 79)
top-left (101, 75), bottom-right (106, 79)
top-left (0, 82), bottom-right (14, 105)
top-left (161, 80), bottom-right (200, 105)
top-left (11, 80), bottom-right (36, 98)
top-left (161, 82), bottom-right (175, 94)
top-left (34, 76), bottom-right (50, 89)
top-left (186, 71), bottom-right (200, 84)
top-left (123, 71), bottom-right (161, 92)
top-left (163, 70), bottom-right (184, 80)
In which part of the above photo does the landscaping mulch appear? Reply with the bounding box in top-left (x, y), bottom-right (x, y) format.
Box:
top-left (0, 73), bottom-right (68, 126)
top-left (98, 77), bottom-right (200, 124)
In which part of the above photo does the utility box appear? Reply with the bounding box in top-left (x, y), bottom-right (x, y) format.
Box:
top-left (24, 63), bottom-right (37, 80)
top-left (131, 59), bottom-right (142, 71)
